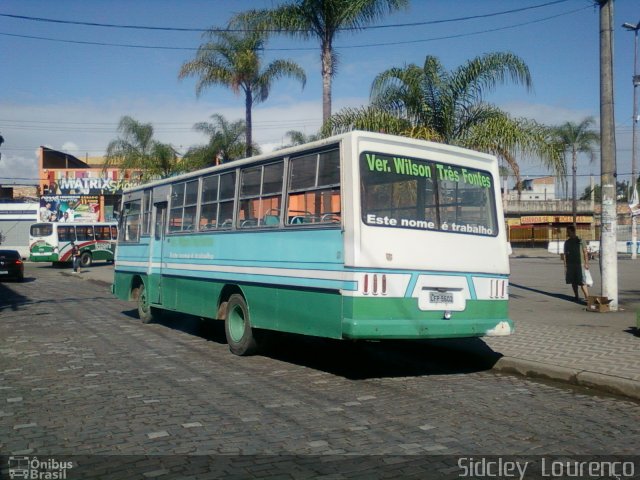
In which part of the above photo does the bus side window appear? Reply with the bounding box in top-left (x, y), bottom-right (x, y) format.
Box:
top-left (121, 200), bottom-right (141, 242)
top-left (238, 162), bottom-right (283, 229)
top-left (96, 226), bottom-right (110, 240)
top-left (127, 224), bottom-right (139, 241)
top-left (111, 226), bottom-right (118, 239)
top-left (287, 149), bottom-right (341, 226)
top-left (76, 226), bottom-right (94, 241)
top-left (58, 225), bottom-right (76, 242)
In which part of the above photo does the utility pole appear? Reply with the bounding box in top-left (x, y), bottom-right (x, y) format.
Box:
top-left (599, 0), bottom-right (618, 309)
top-left (623, 20), bottom-right (639, 259)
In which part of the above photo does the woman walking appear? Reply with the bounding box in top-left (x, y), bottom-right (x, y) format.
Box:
top-left (563, 225), bottom-right (589, 303)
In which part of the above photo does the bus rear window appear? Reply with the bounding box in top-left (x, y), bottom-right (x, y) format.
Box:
top-left (30, 224), bottom-right (53, 237)
top-left (360, 152), bottom-right (497, 236)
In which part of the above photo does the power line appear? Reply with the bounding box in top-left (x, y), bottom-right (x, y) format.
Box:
top-left (0, 1), bottom-right (570, 33)
top-left (0, 118), bottom-right (320, 126)
top-left (0, 5), bottom-right (588, 52)
top-left (276, 6), bottom-right (591, 51)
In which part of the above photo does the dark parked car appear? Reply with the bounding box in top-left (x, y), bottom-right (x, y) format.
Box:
top-left (0, 249), bottom-right (24, 281)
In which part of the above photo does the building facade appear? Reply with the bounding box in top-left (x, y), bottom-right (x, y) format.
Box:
top-left (38, 146), bottom-right (140, 223)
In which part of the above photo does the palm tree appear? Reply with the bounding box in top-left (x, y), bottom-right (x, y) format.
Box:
top-left (182, 114), bottom-right (259, 171)
top-left (552, 117), bottom-right (600, 226)
top-left (105, 116), bottom-right (181, 182)
top-left (231, 0), bottom-right (408, 123)
top-left (279, 129), bottom-right (322, 149)
top-left (179, 30), bottom-right (306, 157)
top-left (324, 53), bottom-right (564, 190)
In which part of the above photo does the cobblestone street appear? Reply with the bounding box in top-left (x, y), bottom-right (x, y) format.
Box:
top-left (1, 264), bottom-right (639, 477)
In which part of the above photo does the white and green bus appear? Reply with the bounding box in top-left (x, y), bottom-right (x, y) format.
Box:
top-left (113, 131), bottom-right (512, 355)
top-left (29, 222), bottom-right (118, 267)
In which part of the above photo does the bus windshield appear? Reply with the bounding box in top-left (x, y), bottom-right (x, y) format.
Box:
top-left (30, 223), bottom-right (53, 237)
top-left (360, 151), bottom-right (498, 236)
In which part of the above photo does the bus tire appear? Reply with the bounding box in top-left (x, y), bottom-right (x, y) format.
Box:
top-left (79, 251), bottom-right (92, 268)
top-left (224, 294), bottom-right (258, 356)
top-left (137, 283), bottom-right (157, 324)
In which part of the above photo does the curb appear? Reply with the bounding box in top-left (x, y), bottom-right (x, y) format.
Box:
top-left (492, 356), bottom-right (640, 402)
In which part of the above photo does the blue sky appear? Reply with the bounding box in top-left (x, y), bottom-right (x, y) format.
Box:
top-left (0, 0), bottom-right (638, 194)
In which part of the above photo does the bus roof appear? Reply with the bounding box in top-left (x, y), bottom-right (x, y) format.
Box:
top-left (30, 221), bottom-right (117, 226)
top-left (122, 130), bottom-right (497, 194)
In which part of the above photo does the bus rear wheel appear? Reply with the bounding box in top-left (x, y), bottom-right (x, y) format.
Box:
top-left (224, 294), bottom-right (258, 356)
top-left (136, 284), bottom-right (158, 324)
top-left (79, 251), bottom-right (92, 268)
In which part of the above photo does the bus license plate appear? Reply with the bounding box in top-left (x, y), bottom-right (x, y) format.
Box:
top-left (430, 292), bottom-right (453, 304)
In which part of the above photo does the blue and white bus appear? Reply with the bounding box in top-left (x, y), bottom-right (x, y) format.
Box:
top-left (112, 131), bottom-right (512, 355)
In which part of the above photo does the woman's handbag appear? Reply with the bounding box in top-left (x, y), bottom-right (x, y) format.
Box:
top-left (584, 268), bottom-right (594, 287)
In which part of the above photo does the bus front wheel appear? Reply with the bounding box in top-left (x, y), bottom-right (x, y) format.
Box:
top-left (224, 294), bottom-right (258, 356)
top-left (136, 284), bottom-right (157, 324)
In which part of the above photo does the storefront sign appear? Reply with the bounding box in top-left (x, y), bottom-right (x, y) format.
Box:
top-left (43, 168), bottom-right (140, 195)
top-left (520, 215), bottom-right (593, 224)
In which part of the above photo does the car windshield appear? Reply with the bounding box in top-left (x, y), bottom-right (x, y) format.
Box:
top-left (0, 250), bottom-right (20, 259)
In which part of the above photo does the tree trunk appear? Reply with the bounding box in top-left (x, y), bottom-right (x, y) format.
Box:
top-left (321, 40), bottom-right (333, 124)
top-left (245, 91), bottom-right (253, 158)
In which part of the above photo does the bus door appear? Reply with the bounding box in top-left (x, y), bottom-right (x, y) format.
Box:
top-left (149, 201), bottom-right (167, 304)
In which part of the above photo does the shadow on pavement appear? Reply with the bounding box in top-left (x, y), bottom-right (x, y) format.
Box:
top-left (510, 282), bottom-right (576, 303)
top-left (260, 335), bottom-right (502, 380)
top-left (0, 282), bottom-right (30, 311)
top-left (122, 309), bottom-right (229, 345)
top-left (141, 310), bottom-right (501, 380)
top-left (624, 327), bottom-right (640, 337)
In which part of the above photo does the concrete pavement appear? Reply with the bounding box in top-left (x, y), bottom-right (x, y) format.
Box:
top-left (58, 251), bottom-right (640, 401)
top-left (490, 249), bottom-right (640, 400)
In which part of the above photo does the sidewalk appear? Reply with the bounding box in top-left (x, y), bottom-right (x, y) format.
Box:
top-left (62, 252), bottom-right (640, 401)
top-left (439, 249), bottom-right (640, 401)
top-left (498, 249), bottom-right (640, 400)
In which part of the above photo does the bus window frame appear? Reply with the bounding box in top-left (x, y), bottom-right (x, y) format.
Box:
top-left (285, 148), bottom-right (342, 228)
top-left (30, 223), bottom-right (53, 238)
top-left (57, 225), bottom-right (76, 242)
top-left (120, 199), bottom-right (142, 243)
top-left (169, 179), bottom-right (201, 233)
top-left (237, 160), bottom-right (285, 230)
top-left (142, 189), bottom-right (153, 236)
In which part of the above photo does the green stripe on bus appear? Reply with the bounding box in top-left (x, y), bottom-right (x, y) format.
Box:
top-left (114, 271), bottom-right (509, 340)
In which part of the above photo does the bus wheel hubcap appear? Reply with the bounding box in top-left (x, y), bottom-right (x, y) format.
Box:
top-left (229, 306), bottom-right (245, 342)
top-left (140, 291), bottom-right (148, 312)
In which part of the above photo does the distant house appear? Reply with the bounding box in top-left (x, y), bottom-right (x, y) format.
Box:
top-left (507, 176), bottom-right (556, 201)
